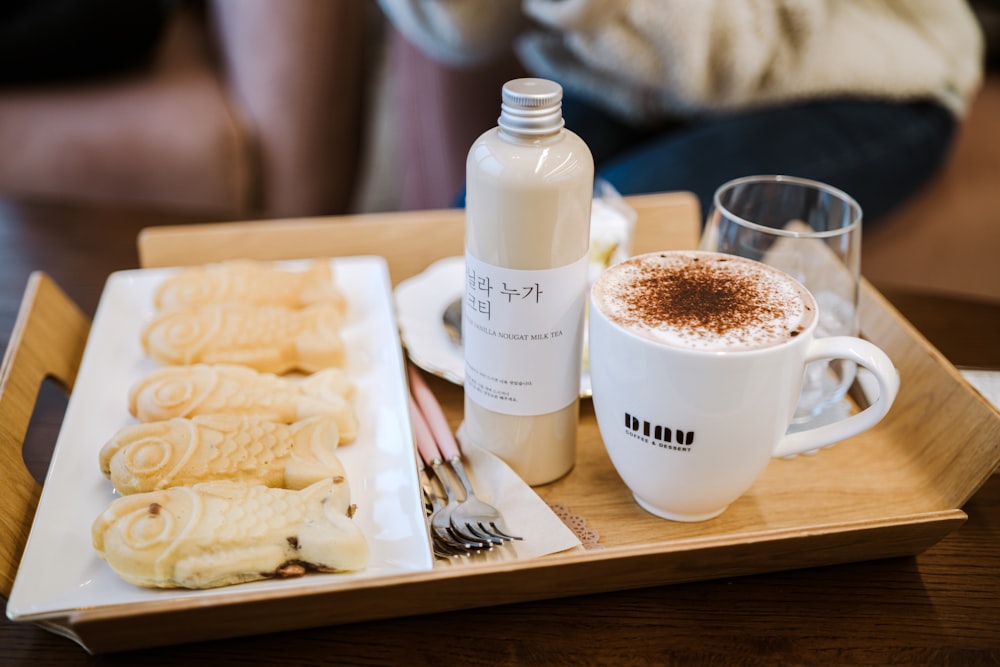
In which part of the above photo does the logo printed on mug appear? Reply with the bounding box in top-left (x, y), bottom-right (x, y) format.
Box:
top-left (625, 412), bottom-right (694, 451)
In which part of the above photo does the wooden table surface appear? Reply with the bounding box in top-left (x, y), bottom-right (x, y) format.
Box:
top-left (1, 198), bottom-right (998, 665)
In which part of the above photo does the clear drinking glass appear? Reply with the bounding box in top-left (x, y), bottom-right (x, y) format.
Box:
top-left (699, 175), bottom-right (862, 427)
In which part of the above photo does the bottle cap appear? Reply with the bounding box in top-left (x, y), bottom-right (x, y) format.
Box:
top-left (499, 78), bottom-right (565, 136)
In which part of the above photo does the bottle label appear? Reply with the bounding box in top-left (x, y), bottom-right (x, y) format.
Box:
top-left (463, 253), bottom-right (588, 416)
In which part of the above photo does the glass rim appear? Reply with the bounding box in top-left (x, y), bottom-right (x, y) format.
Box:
top-left (711, 175), bottom-right (862, 239)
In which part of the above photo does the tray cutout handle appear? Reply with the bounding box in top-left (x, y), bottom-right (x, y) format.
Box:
top-left (0, 272), bottom-right (90, 598)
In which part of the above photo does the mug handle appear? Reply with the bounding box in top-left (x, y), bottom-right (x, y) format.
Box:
top-left (772, 336), bottom-right (900, 458)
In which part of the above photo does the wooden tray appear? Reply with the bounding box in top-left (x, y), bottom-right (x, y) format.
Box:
top-left (3, 192), bottom-right (999, 654)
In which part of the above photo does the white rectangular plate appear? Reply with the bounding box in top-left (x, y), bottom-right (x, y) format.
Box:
top-left (8, 256), bottom-right (433, 622)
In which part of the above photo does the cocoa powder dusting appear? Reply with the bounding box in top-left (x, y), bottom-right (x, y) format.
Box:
top-left (618, 256), bottom-right (788, 341)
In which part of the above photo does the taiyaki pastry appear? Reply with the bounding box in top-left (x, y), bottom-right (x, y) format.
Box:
top-left (92, 478), bottom-right (369, 589)
top-left (100, 414), bottom-right (346, 495)
top-left (141, 302), bottom-right (346, 374)
top-left (154, 259), bottom-right (347, 313)
top-left (128, 364), bottom-right (357, 442)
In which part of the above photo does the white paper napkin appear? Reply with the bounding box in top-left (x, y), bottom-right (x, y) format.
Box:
top-left (961, 369), bottom-right (1000, 410)
top-left (433, 424), bottom-right (583, 564)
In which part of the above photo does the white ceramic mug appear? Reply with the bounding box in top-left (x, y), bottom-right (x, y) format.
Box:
top-left (589, 251), bottom-right (899, 521)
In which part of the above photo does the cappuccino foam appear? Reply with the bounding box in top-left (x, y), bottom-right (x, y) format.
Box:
top-left (592, 251), bottom-right (815, 351)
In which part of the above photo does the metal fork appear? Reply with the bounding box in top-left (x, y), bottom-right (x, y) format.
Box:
top-left (418, 466), bottom-right (480, 557)
top-left (447, 455), bottom-right (522, 543)
top-left (410, 395), bottom-right (493, 553)
top-left (408, 365), bottom-right (522, 544)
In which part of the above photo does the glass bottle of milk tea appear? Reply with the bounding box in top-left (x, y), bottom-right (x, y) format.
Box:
top-left (463, 78), bottom-right (594, 486)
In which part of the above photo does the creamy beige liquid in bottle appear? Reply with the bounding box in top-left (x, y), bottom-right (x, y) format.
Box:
top-left (463, 78), bottom-right (594, 486)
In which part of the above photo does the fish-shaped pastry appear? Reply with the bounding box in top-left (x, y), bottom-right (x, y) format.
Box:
top-left (154, 259), bottom-right (347, 313)
top-left (142, 303), bottom-right (346, 374)
top-left (100, 414), bottom-right (346, 495)
top-left (92, 478), bottom-right (368, 589)
top-left (141, 302), bottom-right (346, 374)
top-left (128, 364), bottom-right (357, 442)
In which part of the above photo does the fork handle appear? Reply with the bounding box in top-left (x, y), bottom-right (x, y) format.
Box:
top-left (447, 454), bottom-right (475, 496)
top-left (408, 394), bottom-right (442, 467)
top-left (408, 364), bottom-right (461, 460)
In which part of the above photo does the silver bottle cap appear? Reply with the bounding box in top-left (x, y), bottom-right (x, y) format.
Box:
top-left (498, 78), bottom-right (565, 136)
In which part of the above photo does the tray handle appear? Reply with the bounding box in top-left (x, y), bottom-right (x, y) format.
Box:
top-left (0, 272), bottom-right (90, 599)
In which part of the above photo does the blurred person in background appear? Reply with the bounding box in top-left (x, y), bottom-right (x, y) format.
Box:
top-left (0, 0), bottom-right (175, 85)
top-left (378, 0), bottom-right (984, 225)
